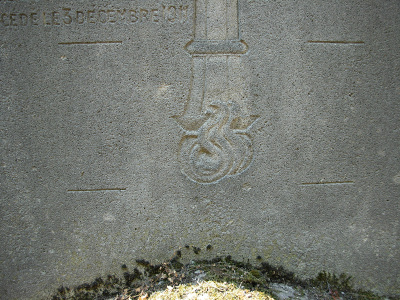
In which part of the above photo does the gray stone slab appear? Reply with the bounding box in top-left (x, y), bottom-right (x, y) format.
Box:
top-left (1, 0), bottom-right (399, 299)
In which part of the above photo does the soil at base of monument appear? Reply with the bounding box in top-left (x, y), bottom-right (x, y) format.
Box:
top-left (51, 247), bottom-right (398, 300)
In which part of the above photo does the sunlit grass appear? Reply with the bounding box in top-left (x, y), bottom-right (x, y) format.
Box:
top-left (148, 280), bottom-right (274, 300)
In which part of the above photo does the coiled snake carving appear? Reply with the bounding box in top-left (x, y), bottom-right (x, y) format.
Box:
top-left (178, 100), bottom-right (253, 184)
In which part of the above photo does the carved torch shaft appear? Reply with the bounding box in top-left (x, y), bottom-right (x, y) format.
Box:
top-left (174, 0), bottom-right (256, 184)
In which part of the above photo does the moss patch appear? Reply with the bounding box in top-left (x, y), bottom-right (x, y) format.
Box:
top-left (51, 247), bottom-right (397, 300)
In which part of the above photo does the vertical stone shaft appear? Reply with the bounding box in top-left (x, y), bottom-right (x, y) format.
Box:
top-left (181, 0), bottom-right (248, 123)
top-left (175, 0), bottom-right (255, 184)
top-left (194, 0), bottom-right (239, 40)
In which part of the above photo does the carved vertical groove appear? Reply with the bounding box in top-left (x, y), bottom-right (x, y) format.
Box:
top-left (174, 0), bottom-right (258, 184)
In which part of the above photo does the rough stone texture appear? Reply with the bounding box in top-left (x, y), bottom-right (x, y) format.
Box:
top-left (0, 0), bottom-right (399, 299)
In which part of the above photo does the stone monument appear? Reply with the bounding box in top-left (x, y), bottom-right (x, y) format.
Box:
top-left (1, 0), bottom-right (399, 299)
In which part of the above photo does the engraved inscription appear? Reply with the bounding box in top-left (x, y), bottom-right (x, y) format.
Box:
top-left (174, 0), bottom-right (258, 184)
top-left (0, 5), bottom-right (188, 27)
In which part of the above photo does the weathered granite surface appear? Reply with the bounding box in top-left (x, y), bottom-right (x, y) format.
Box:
top-left (0, 0), bottom-right (399, 299)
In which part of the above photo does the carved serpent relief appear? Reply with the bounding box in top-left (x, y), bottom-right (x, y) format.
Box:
top-left (179, 101), bottom-right (254, 183)
top-left (174, 0), bottom-right (258, 184)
